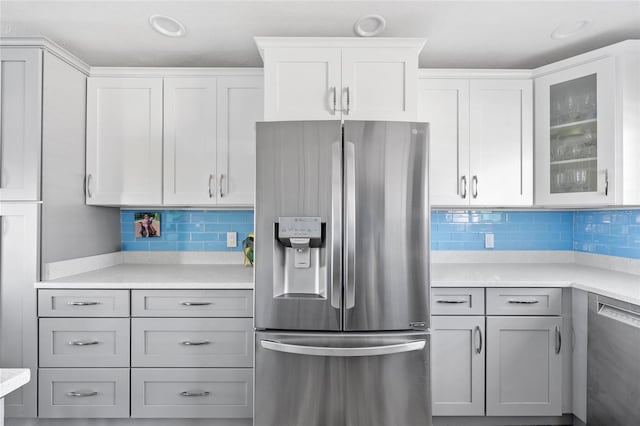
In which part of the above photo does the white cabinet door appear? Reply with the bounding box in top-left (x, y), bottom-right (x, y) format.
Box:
top-left (163, 77), bottom-right (217, 205)
top-left (469, 79), bottom-right (533, 206)
top-left (264, 47), bottom-right (341, 121)
top-left (217, 76), bottom-right (263, 206)
top-left (486, 316), bottom-right (562, 416)
top-left (418, 79), bottom-right (470, 206)
top-left (431, 316), bottom-right (485, 416)
top-left (86, 77), bottom-right (163, 205)
top-left (0, 48), bottom-right (42, 201)
top-left (341, 48), bottom-right (417, 121)
top-left (534, 57), bottom-right (615, 206)
top-left (0, 203), bottom-right (38, 417)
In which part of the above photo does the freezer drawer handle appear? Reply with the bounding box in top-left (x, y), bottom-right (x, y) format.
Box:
top-left (68, 340), bottom-right (101, 346)
top-left (180, 301), bottom-right (213, 306)
top-left (66, 391), bottom-right (98, 398)
top-left (68, 301), bottom-right (100, 306)
top-left (260, 339), bottom-right (425, 357)
top-left (180, 390), bottom-right (210, 397)
top-left (436, 299), bottom-right (466, 304)
top-left (507, 299), bottom-right (539, 304)
top-left (181, 340), bottom-right (211, 346)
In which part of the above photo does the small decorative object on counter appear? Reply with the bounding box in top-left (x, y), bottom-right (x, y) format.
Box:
top-left (135, 212), bottom-right (161, 238)
top-left (242, 233), bottom-right (254, 266)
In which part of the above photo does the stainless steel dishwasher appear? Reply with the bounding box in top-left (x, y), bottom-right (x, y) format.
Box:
top-left (587, 293), bottom-right (640, 425)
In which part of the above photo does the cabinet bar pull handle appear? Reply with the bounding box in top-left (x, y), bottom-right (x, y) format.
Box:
top-left (181, 301), bottom-right (212, 306)
top-left (604, 169), bottom-right (609, 196)
top-left (471, 175), bottom-right (478, 199)
top-left (436, 299), bottom-right (466, 304)
top-left (67, 391), bottom-right (98, 397)
top-left (474, 326), bottom-right (483, 354)
top-left (86, 174), bottom-right (93, 198)
top-left (180, 390), bottom-right (210, 397)
top-left (219, 174), bottom-right (225, 198)
top-left (68, 340), bottom-right (100, 346)
top-left (181, 340), bottom-right (211, 346)
top-left (331, 87), bottom-right (337, 114)
top-left (555, 325), bottom-right (562, 354)
top-left (68, 301), bottom-right (100, 306)
top-left (345, 86), bottom-right (351, 115)
top-left (508, 299), bottom-right (539, 304)
top-left (208, 174), bottom-right (214, 198)
top-left (460, 175), bottom-right (467, 199)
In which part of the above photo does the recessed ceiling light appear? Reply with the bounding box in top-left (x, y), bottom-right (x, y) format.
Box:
top-left (551, 19), bottom-right (591, 40)
top-left (354, 14), bottom-right (386, 37)
top-left (149, 14), bottom-right (186, 38)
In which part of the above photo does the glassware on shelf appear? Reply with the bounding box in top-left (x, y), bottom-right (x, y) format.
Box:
top-left (550, 159), bottom-right (597, 194)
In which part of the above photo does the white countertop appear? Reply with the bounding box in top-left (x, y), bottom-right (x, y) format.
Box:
top-left (432, 262), bottom-right (640, 305)
top-left (36, 264), bottom-right (254, 289)
top-left (0, 369), bottom-right (30, 399)
top-left (35, 260), bottom-right (639, 305)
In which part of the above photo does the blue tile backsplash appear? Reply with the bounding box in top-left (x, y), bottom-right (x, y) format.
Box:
top-left (120, 210), bottom-right (253, 251)
top-left (120, 209), bottom-right (640, 259)
top-left (573, 210), bottom-right (640, 259)
top-left (431, 210), bottom-right (574, 251)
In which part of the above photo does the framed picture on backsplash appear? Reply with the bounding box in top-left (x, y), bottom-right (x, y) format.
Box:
top-left (134, 212), bottom-right (161, 238)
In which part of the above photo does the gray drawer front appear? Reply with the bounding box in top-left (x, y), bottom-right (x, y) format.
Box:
top-left (131, 368), bottom-right (253, 418)
top-left (38, 290), bottom-right (129, 317)
top-left (38, 368), bottom-right (129, 418)
top-left (431, 288), bottom-right (485, 315)
top-left (39, 318), bottom-right (130, 367)
top-left (131, 318), bottom-right (253, 367)
top-left (131, 290), bottom-right (253, 317)
top-left (486, 288), bottom-right (562, 315)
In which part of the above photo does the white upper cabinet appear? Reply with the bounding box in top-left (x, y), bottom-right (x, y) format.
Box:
top-left (86, 77), bottom-right (163, 205)
top-left (469, 79), bottom-right (533, 206)
top-left (0, 48), bottom-right (42, 201)
top-left (86, 72), bottom-right (262, 206)
top-left (534, 41), bottom-right (640, 206)
top-left (216, 76), bottom-right (263, 206)
top-left (419, 77), bottom-right (532, 207)
top-left (258, 37), bottom-right (424, 121)
top-left (163, 78), bottom-right (218, 205)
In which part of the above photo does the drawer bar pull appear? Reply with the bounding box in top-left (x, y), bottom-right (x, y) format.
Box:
top-left (68, 340), bottom-right (101, 346)
top-left (181, 340), bottom-right (211, 346)
top-left (68, 301), bottom-right (100, 306)
top-left (180, 390), bottom-right (210, 397)
top-left (181, 301), bottom-right (213, 306)
top-left (67, 391), bottom-right (98, 397)
top-left (436, 299), bottom-right (467, 304)
top-left (508, 299), bottom-right (539, 304)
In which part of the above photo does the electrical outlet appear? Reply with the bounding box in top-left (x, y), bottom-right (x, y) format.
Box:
top-left (485, 233), bottom-right (495, 249)
top-left (227, 232), bottom-right (237, 248)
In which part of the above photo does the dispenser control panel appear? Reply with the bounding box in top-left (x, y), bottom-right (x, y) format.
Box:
top-left (278, 217), bottom-right (322, 239)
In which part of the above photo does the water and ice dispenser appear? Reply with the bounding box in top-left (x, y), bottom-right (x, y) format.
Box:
top-left (273, 217), bottom-right (327, 298)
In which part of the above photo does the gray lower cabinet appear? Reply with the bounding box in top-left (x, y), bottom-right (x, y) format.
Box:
top-left (131, 368), bottom-right (253, 418)
top-left (39, 317), bottom-right (130, 367)
top-left (131, 317), bottom-right (253, 367)
top-left (38, 289), bottom-right (130, 317)
top-left (38, 368), bottom-right (130, 418)
top-left (431, 315), bottom-right (485, 416)
top-left (486, 316), bottom-right (563, 416)
top-left (131, 289), bottom-right (253, 317)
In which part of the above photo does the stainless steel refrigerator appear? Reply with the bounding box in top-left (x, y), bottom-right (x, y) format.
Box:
top-left (254, 120), bottom-right (431, 426)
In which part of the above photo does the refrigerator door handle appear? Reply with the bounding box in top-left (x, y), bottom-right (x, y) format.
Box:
top-left (330, 142), bottom-right (342, 310)
top-left (260, 339), bottom-right (425, 357)
top-left (344, 141), bottom-right (356, 309)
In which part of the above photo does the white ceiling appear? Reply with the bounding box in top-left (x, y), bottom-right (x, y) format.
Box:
top-left (1, 0), bottom-right (639, 68)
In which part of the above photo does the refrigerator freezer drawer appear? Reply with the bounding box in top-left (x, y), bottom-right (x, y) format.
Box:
top-left (254, 331), bottom-right (431, 426)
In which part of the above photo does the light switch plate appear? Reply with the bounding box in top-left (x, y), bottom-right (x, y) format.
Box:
top-left (227, 232), bottom-right (237, 248)
top-left (485, 233), bottom-right (495, 249)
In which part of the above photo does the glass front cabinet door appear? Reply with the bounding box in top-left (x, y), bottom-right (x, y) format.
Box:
top-left (534, 57), bottom-right (615, 206)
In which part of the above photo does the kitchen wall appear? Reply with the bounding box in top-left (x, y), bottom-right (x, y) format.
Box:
top-left (120, 208), bottom-right (640, 259)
